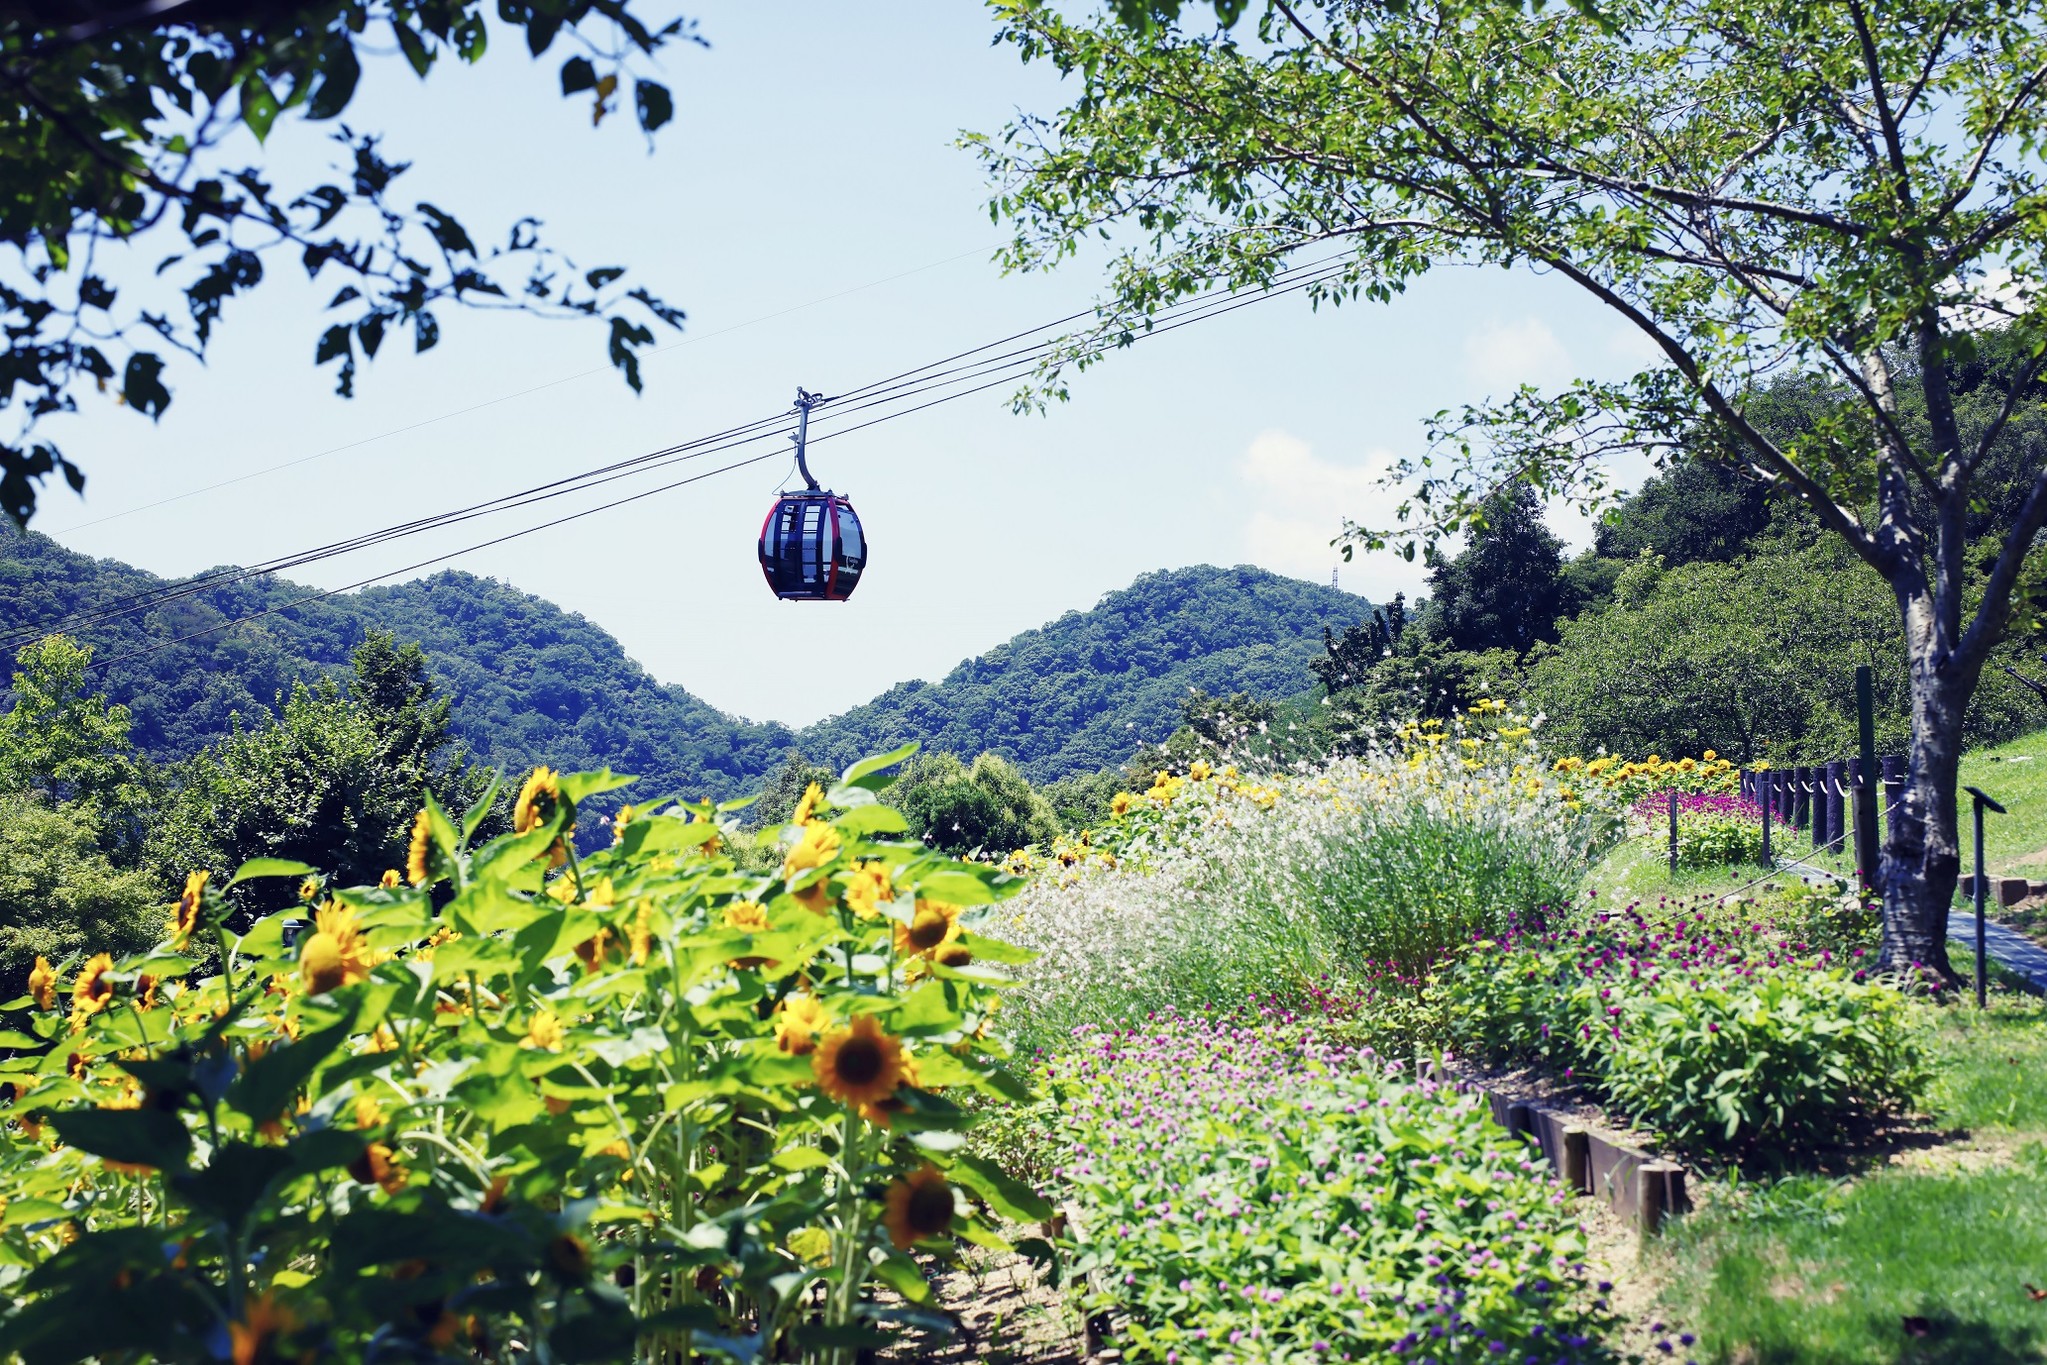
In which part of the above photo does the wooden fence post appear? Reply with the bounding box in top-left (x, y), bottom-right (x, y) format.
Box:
top-left (1825, 760), bottom-right (1847, 855)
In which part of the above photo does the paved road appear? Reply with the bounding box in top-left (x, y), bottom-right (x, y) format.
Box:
top-left (1948, 911), bottom-right (2047, 993)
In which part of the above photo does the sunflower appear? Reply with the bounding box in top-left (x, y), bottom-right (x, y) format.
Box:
top-left (882, 1165), bottom-right (956, 1249)
top-left (378, 868), bottom-right (401, 889)
top-left (812, 1014), bottom-right (905, 1106)
top-left (723, 900), bottom-right (770, 933)
top-left (228, 1291), bottom-right (298, 1365)
top-left (166, 870), bottom-right (208, 947)
top-left (72, 953), bottom-right (115, 1016)
top-left (27, 956), bottom-right (55, 1011)
top-left (791, 781), bottom-right (824, 827)
top-left (300, 902), bottom-right (370, 995)
top-left (775, 992), bottom-right (830, 1056)
top-left (347, 1140), bottom-right (406, 1195)
top-left (628, 904), bottom-right (653, 966)
top-left (895, 900), bottom-right (961, 958)
top-left (780, 822), bottom-right (842, 879)
top-left (514, 766), bottom-right (563, 834)
top-left (612, 803), bottom-right (637, 845)
top-left (842, 861), bottom-right (894, 920)
top-left (405, 809), bottom-right (434, 886)
top-left (297, 876), bottom-right (320, 903)
top-left (791, 878), bottom-right (833, 916)
top-left (1110, 791), bottom-right (1135, 817)
top-left (514, 766), bottom-right (573, 868)
top-left (523, 1010), bottom-right (565, 1051)
top-left (573, 929), bottom-right (617, 976)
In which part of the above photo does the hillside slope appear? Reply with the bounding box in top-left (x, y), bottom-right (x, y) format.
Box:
top-left (1, 531), bottom-right (1368, 790)
top-left (799, 565), bottom-right (1371, 782)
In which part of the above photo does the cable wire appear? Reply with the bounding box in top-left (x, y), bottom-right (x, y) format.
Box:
top-left (20, 253), bottom-right (1361, 660)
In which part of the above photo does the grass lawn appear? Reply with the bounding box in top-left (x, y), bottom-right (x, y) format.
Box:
top-left (1956, 728), bottom-right (2047, 878)
top-left (1653, 998), bottom-right (2047, 1364)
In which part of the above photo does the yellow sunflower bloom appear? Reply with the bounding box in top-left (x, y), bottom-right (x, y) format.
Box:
top-left (629, 904), bottom-right (653, 965)
top-left (1109, 791), bottom-right (1135, 817)
top-left (523, 1010), bottom-right (565, 1051)
top-left (775, 992), bottom-right (830, 1056)
top-left (612, 803), bottom-right (637, 846)
top-left (228, 1292), bottom-right (298, 1365)
top-left (300, 902), bottom-right (371, 995)
top-left (723, 900), bottom-right (770, 933)
top-left (28, 956), bottom-right (56, 1011)
top-left (406, 809), bottom-right (434, 886)
top-left (812, 1015), bottom-right (905, 1107)
top-left (72, 953), bottom-right (115, 1016)
top-left (166, 870), bottom-right (207, 947)
top-left (894, 900), bottom-right (961, 958)
top-left (842, 861), bottom-right (894, 920)
top-left (378, 868), bottom-right (401, 889)
top-left (781, 823), bottom-right (842, 879)
top-left (882, 1164), bottom-right (956, 1249)
top-left (791, 781), bottom-right (824, 827)
top-left (297, 876), bottom-right (320, 903)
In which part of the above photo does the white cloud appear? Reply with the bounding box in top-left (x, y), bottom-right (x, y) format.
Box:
top-left (1236, 430), bottom-right (1429, 596)
top-left (1462, 316), bottom-right (1573, 393)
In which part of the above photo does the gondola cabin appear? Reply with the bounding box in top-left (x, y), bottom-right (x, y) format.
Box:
top-left (759, 387), bottom-right (867, 602)
top-left (758, 489), bottom-right (865, 601)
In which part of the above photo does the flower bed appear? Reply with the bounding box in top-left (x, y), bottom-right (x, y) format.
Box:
top-left (0, 758), bottom-right (1046, 1363)
top-left (1045, 1011), bottom-right (1619, 1363)
top-left (1440, 902), bottom-right (1929, 1156)
top-left (1627, 792), bottom-right (1769, 868)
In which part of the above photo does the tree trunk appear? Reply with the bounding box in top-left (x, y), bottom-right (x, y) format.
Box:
top-left (1879, 663), bottom-right (1969, 977)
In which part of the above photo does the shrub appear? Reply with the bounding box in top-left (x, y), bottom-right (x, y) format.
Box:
top-left (1442, 903), bottom-right (1929, 1157)
top-left (1047, 1012), bottom-right (1620, 1363)
top-left (0, 757), bottom-right (1045, 1364)
top-left (1000, 712), bottom-right (1619, 1052)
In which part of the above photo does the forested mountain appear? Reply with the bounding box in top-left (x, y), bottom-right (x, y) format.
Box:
top-left (802, 566), bottom-right (1370, 782)
top-left (0, 531), bottom-right (1370, 792)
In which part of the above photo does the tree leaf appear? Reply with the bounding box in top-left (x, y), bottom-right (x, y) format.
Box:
top-left (560, 56), bottom-right (598, 95)
top-left (636, 79), bottom-right (674, 133)
top-left (307, 39), bottom-right (361, 120)
top-left (240, 73), bottom-right (280, 140)
top-left (120, 353), bottom-right (170, 419)
top-left (225, 1004), bottom-right (360, 1123)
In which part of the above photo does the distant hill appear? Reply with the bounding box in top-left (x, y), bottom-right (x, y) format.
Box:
top-left (0, 529), bottom-right (1370, 791)
top-left (800, 565), bottom-right (1371, 782)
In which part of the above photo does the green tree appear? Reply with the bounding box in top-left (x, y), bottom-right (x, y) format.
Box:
top-left (1421, 485), bottom-right (1567, 655)
top-left (0, 795), bottom-right (162, 999)
top-left (748, 751), bottom-right (840, 830)
top-left (147, 634), bottom-right (487, 915)
top-left (886, 751), bottom-right (1060, 856)
top-left (0, 635), bottom-right (151, 830)
top-left (972, 0), bottom-right (2047, 971)
top-left (1593, 462), bottom-right (1779, 568)
top-left (0, 3), bottom-right (699, 526)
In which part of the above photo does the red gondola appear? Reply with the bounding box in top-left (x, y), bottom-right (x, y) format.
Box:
top-left (758, 388), bottom-right (867, 602)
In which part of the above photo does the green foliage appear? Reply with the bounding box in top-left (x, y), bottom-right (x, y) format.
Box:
top-left (1441, 902), bottom-right (1930, 1158)
top-left (886, 751), bottom-right (1059, 856)
top-left (0, 3), bottom-right (696, 525)
top-left (1674, 811), bottom-right (1766, 869)
top-left (800, 565), bottom-right (1372, 782)
top-left (748, 751), bottom-right (839, 829)
top-left (145, 634), bottom-right (492, 914)
top-left (0, 796), bottom-right (162, 999)
top-left (2, 537), bottom-right (1366, 798)
top-left (1045, 1013), bottom-right (1620, 1362)
top-left (0, 636), bottom-right (149, 824)
top-left (0, 756), bottom-right (1039, 1363)
top-left (1593, 461), bottom-right (1780, 568)
top-left (1526, 540), bottom-right (2037, 763)
top-left (1421, 483), bottom-right (1568, 655)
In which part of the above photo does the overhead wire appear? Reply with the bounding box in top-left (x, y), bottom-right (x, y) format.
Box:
top-left (15, 252), bottom-right (1361, 662)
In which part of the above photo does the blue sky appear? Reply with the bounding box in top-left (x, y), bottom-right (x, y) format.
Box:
top-left (35, 1), bottom-right (1658, 725)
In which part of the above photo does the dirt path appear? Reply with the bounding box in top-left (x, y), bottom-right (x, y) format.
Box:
top-left (876, 1239), bottom-right (1088, 1364)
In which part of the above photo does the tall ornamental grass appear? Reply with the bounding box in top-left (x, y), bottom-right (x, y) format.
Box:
top-left (1002, 711), bottom-right (1620, 1052)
